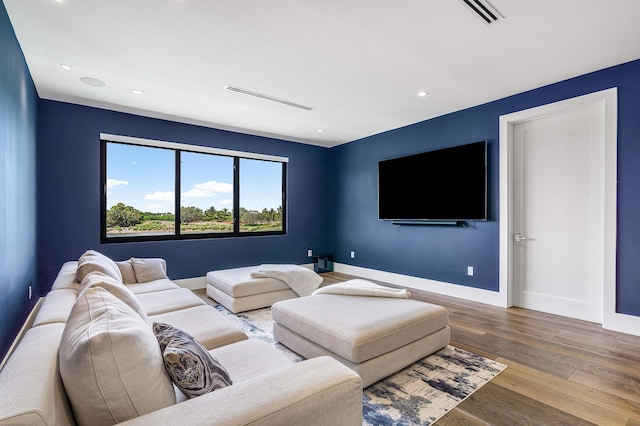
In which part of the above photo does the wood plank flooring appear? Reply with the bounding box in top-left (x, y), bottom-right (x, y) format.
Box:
top-left (322, 272), bottom-right (640, 425)
top-left (197, 271), bottom-right (640, 425)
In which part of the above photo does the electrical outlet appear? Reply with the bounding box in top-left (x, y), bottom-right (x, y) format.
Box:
top-left (467, 266), bottom-right (474, 276)
top-left (350, 250), bottom-right (355, 259)
top-left (307, 249), bottom-right (313, 257)
top-left (28, 285), bottom-right (32, 300)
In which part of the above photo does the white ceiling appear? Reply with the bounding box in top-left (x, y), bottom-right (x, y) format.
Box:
top-left (4, 0), bottom-right (640, 148)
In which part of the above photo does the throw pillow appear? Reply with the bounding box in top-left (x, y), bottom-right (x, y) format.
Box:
top-left (60, 287), bottom-right (175, 426)
top-left (116, 260), bottom-right (138, 284)
top-left (131, 257), bottom-right (168, 282)
top-left (153, 322), bottom-right (233, 399)
top-left (79, 271), bottom-right (148, 321)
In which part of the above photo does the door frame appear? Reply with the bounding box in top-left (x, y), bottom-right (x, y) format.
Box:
top-left (498, 88), bottom-right (624, 331)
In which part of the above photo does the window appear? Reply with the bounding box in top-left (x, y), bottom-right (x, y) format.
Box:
top-left (180, 151), bottom-right (234, 235)
top-left (101, 134), bottom-right (286, 242)
top-left (239, 158), bottom-right (284, 233)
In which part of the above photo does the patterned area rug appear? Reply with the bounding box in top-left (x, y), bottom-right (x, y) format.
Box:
top-left (214, 305), bottom-right (506, 425)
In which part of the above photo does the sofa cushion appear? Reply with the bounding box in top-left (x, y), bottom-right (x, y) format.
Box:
top-left (76, 249), bottom-right (123, 282)
top-left (209, 339), bottom-right (293, 383)
top-left (126, 278), bottom-right (179, 294)
top-left (131, 257), bottom-right (167, 282)
top-left (148, 305), bottom-right (247, 350)
top-left (32, 288), bottom-right (78, 326)
top-left (136, 288), bottom-right (205, 316)
top-left (51, 261), bottom-right (80, 291)
top-left (153, 322), bottom-right (232, 399)
top-left (79, 272), bottom-right (148, 321)
top-left (116, 260), bottom-right (138, 284)
top-left (0, 323), bottom-right (75, 426)
top-left (59, 286), bottom-right (176, 426)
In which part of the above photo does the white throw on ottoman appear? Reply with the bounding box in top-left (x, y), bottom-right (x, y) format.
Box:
top-left (207, 265), bottom-right (323, 313)
top-left (271, 281), bottom-right (451, 387)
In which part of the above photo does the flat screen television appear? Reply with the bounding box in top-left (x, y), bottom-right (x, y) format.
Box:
top-left (378, 141), bottom-right (487, 222)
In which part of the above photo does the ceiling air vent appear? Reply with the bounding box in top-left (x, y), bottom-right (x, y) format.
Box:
top-left (459, 0), bottom-right (504, 24)
top-left (225, 85), bottom-right (313, 111)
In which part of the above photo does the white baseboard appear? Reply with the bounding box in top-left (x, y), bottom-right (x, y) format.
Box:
top-left (333, 263), bottom-right (503, 307)
top-left (604, 312), bottom-right (640, 337)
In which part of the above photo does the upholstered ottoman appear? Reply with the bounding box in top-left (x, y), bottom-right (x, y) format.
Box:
top-left (206, 266), bottom-right (298, 313)
top-left (272, 294), bottom-right (450, 387)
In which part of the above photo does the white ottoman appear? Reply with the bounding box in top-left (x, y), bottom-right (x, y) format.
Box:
top-left (272, 294), bottom-right (450, 387)
top-left (206, 266), bottom-right (298, 313)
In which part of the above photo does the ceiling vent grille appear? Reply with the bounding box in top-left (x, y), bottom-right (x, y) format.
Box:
top-left (459, 0), bottom-right (504, 24)
top-left (225, 85), bottom-right (313, 111)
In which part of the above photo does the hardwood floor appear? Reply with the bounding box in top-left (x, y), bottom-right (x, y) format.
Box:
top-left (319, 272), bottom-right (640, 425)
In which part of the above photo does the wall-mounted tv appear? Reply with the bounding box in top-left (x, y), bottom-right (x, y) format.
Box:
top-left (378, 141), bottom-right (487, 222)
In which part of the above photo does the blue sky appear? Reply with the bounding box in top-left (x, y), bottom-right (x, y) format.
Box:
top-left (106, 143), bottom-right (282, 214)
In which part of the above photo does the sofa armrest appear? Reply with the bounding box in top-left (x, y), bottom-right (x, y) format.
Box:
top-left (0, 324), bottom-right (74, 426)
top-left (119, 356), bottom-right (362, 426)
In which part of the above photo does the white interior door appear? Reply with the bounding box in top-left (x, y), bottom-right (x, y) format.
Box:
top-left (512, 105), bottom-right (604, 323)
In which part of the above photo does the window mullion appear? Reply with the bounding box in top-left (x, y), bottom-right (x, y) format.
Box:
top-left (233, 157), bottom-right (240, 234)
top-left (100, 140), bottom-right (108, 242)
top-left (281, 162), bottom-right (287, 232)
top-left (175, 150), bottom-right (181, 237)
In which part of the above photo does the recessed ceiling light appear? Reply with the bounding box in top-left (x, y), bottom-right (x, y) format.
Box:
top-left (132, 89), bottom-right (144, 95)
top-left (317, 129), bottom-right (325, 133)
top-left (417, 91), bottom-right (429, 97)
top-left (80, 77), bottom-right (106, 87)
top-left (60, 64), bottom-right (72, 71)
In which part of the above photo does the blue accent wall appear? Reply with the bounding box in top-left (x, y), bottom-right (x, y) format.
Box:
top-left (37, 101), bottom-right (332, 290)
top-left (331, 59), bottom-right (640, 316)
top-left (0, 1), bottom-right (38, 360)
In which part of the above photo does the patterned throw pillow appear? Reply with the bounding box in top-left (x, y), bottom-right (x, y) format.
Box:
top-left (152, 322), bottom-right (233, 399)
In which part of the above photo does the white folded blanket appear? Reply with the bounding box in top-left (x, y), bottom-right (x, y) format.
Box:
top-left (312, 279), bottom-right (410, 299)
top-left (250, 264), bottom-right (323, 297)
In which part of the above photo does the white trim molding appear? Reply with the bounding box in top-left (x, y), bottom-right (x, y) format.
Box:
top-left (499, 87), bottom-right (639, 337)
top-left (100, 133), bottom-right (289, 163)
top-left (334, 263), bottom-right (504, 307)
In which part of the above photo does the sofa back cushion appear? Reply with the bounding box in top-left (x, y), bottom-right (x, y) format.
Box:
top-left (79, 272), bottom-right (148, 320)
top-left (76, 250), bottom-right (123, 283)
top-left (59, 286), bottom-right (175, 426)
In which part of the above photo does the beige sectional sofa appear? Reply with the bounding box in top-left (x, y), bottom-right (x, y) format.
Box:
top-left (0, 252), bottom-right (362, 426)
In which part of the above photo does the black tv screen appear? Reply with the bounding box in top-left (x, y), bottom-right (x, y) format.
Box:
top-left (378, 141), bottom-right (487, 222)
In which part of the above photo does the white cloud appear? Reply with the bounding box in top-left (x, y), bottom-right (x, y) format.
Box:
top-left (220, 199), bottom-right (232, 206)
top-left (107, 178), bottom-right (128, 190)
top-left (183, 181), bottom-right (233, 198)
top-left (146, 203), bottom-right (171, 210)
top-left (144, 191), bottom-right (175, 201)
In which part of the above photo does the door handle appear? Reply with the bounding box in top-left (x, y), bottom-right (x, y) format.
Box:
top-left (514, 233), bottom-right (527, 243)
